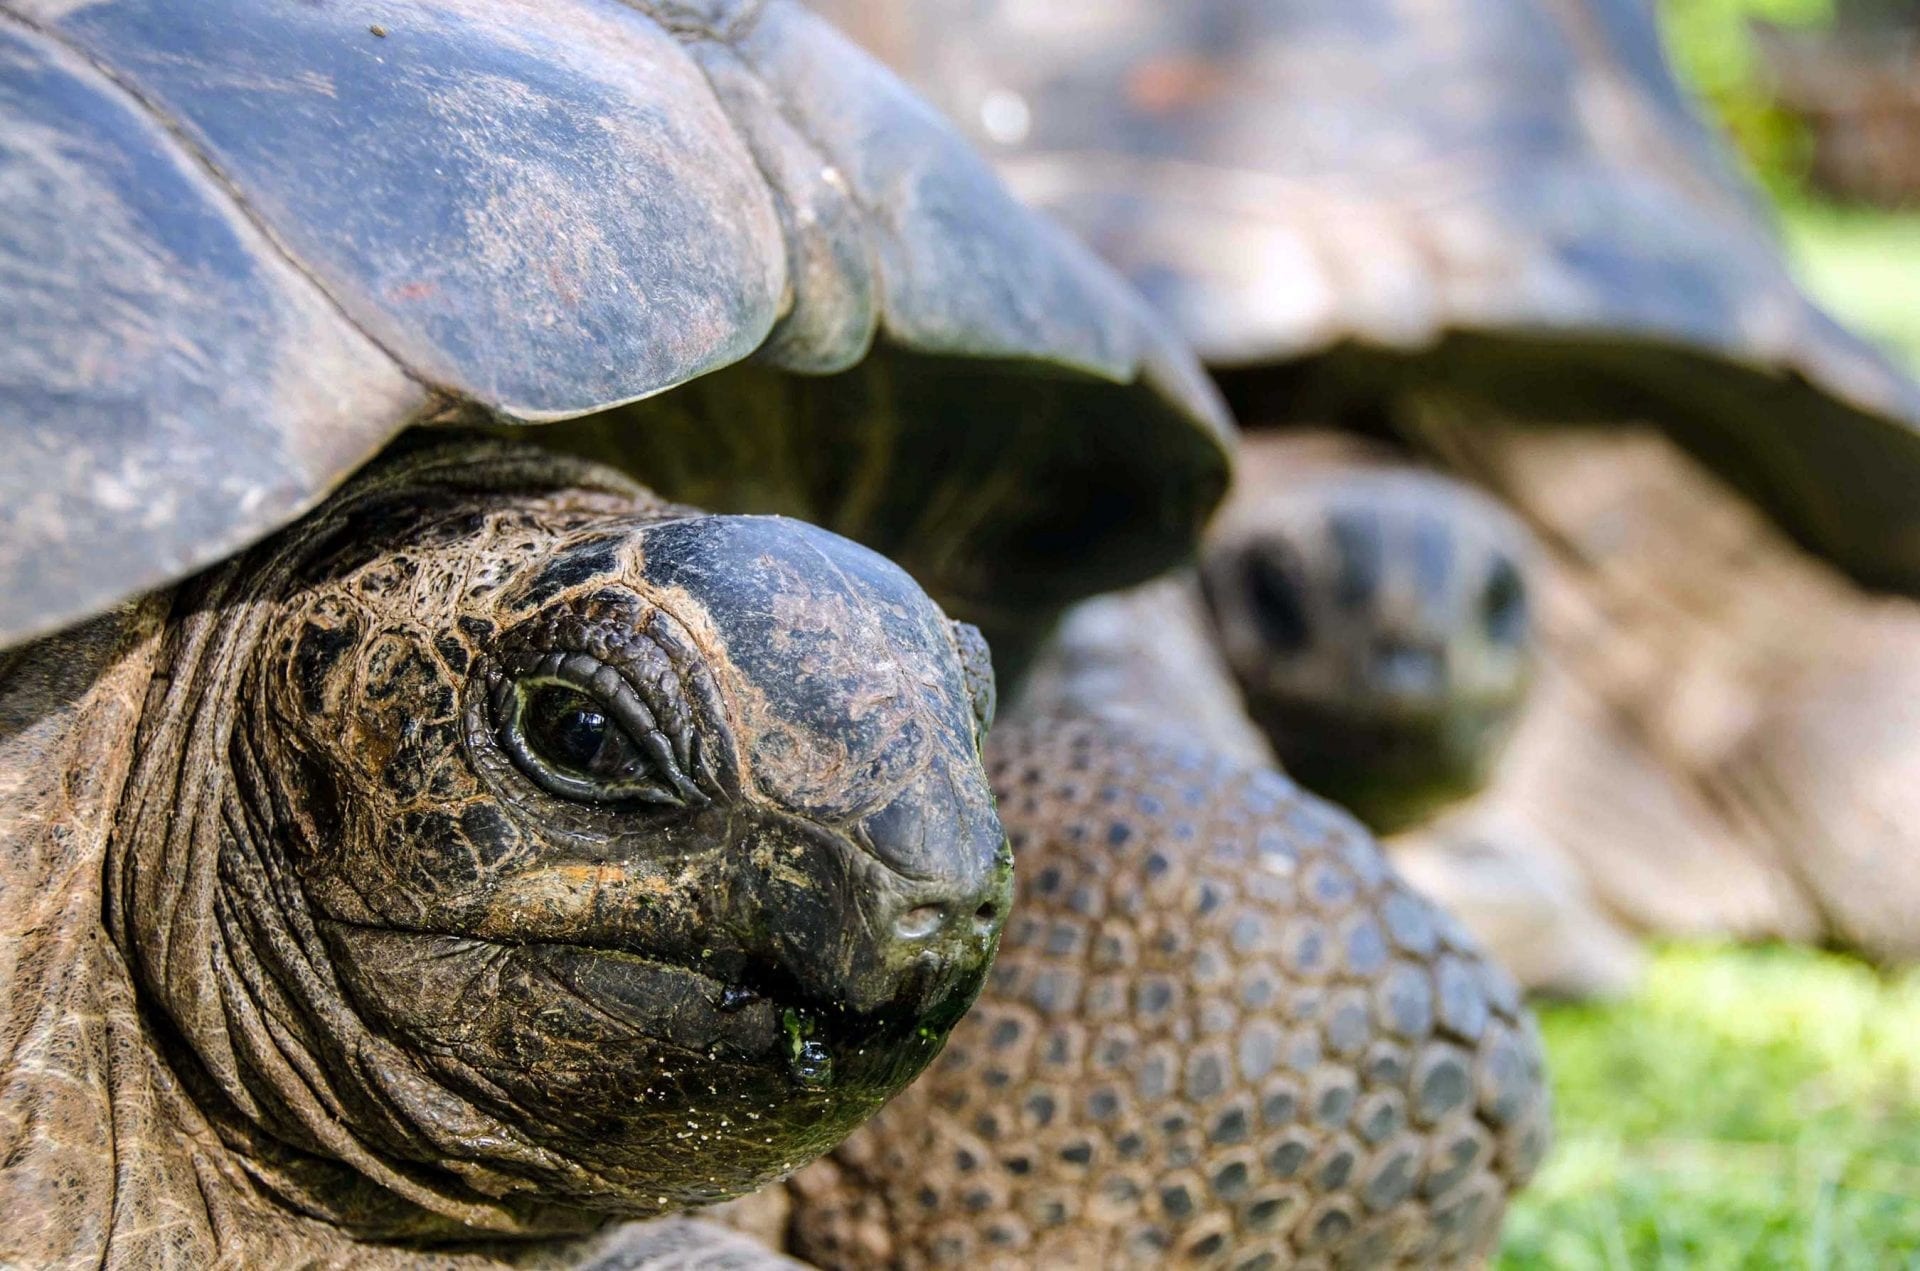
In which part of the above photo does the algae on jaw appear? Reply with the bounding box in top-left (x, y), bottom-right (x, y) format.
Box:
top-left (782, 1008), bottom-right (834, 1090)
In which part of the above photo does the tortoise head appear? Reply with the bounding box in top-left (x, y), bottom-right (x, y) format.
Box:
top-left (110, 444), bottom-right (1009, 1233)
top-left (1199, 467), bottom-right (1535, 832)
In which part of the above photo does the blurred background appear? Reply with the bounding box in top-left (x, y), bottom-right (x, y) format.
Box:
top-left (1673, 0), bottom-right (1920, 358)
top-left (1504, 2), bottom-right (1920, 1263)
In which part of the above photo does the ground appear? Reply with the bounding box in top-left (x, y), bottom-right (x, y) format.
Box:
top-left (1487, 195), bottom-right (1920, 1268)
top-left (1497, 945), bottom-right (1920, 1268)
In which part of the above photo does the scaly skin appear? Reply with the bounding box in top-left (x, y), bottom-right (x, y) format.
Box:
top-left (789, 717), bottom-right (1551, 1268)
top-left (0, 440), bottom-right (1008, 1268)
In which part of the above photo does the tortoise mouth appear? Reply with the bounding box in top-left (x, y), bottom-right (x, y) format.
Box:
top-left (312, 921), bottom-right (981, 1213)
top-left (505, 937), bottom-right (793, 1063)
top-left (518, 936), bottom-right (990, 1088)
top-left (1252, 689), bottom-right (1521, 751)
top-left (1250, 696), bottom-right (1519, 832)
top-left (318, 919), bottom-right (990, 1086)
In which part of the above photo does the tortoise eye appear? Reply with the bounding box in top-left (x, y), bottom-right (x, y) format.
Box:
top-left (525, 688), bottom-right (640, 782)
top-left (493, 672), bottom-right (704, 807)
top-left (1243, 549), bottom-right (1310, 655)
top-left (1481, 556), bottom-right (1528, 647)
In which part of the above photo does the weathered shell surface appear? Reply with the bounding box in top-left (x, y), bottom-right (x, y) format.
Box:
top-left (813, 0), bottom-right (1920, 594)
top-left (0, 0), bottom-right (1229, 648)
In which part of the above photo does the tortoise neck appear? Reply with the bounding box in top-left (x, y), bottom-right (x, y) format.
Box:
top-left (99, 456), bottom-right (642, 1246)
top-left (0, 600), bottom-right (220, 1265)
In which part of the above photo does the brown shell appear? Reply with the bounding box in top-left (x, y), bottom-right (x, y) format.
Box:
top-left (0, 0), bottom-right (1230, 649)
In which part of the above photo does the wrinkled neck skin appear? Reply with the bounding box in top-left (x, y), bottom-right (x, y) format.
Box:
top-left (2, 442), bottom-right (1006, 1265)
top-left (0, 599), bottom-right (180, 1266)
top-left (104, 448), bottom-right (664, 1244)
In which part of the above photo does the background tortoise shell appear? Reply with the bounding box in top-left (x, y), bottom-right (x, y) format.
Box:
top-left (811, 0), bottom-right (1920, 596)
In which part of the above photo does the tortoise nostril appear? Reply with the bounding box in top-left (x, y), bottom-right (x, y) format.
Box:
top-left (973, 901), bottom-right (999, 929)
top-left (1372, 642), bottom-right (1445, 699)
top-left (896, 904), bottom-right (948, 939)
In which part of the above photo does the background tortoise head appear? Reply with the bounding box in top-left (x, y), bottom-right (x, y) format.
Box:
top-left (1200, 440), bottom-right (1536, 831)
top-left (107, 443), bottom-right (1010, 1229)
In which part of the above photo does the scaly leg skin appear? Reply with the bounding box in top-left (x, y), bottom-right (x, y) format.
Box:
top-left (788, 717), bottom-right (1551, 1268)
top-left (575, 1217), bottom-right (809, 1269)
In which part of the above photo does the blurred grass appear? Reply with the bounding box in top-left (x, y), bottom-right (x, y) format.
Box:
top-left (1497, 945), bottom-right (1920, 1269)
top-left (1486, 15), bottom-right (1920, 1267)
top-left (1784, 204), bottom-right (1920, 370)
top-left (1657, 0), bottom-right (1920, 372)
top-left (1660, 0), bottom-right (1834, 198)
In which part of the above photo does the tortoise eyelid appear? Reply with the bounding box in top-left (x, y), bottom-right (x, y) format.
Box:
top-left (487, 649), bottom-right (706, 807)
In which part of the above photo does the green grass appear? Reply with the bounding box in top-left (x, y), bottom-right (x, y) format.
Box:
top-left (1784, 204), bottom-right (1920, 371)
top-left (1495, 211), bottom-right (1920, 1264)
top-left (1497, 945), bottom-right (1920, 1269)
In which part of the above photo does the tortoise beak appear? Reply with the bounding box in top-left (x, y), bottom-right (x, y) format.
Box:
top-left (857, 748), bottom-right (1011, 941)
top-left (720, 763), bottom-right (1011, 1026)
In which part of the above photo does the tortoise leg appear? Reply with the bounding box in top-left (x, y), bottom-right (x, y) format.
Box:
top-left (573, 1217), bottom-right (811, 1269)
top-left (789, 717), bottom-right (1551, 1268)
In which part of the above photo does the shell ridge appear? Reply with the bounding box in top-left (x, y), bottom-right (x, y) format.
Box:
top-left (0, 5), bottom-right (427, 396)
top-left (671, 20), bottom-right (886, 374)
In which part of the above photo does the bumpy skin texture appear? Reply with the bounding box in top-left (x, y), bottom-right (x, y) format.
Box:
top-left (787, 718), bottom-right (1550, 1267)
top-left (1199, 437), bottom-right (1536, 833)
top-left (0, 442), bottom-right (1009, 1267)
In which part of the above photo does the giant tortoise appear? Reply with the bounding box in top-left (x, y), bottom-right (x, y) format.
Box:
top-left (0, 1), bottom-right (1551, 1267)
top-left (817, 0), bottom-right (1920, 990)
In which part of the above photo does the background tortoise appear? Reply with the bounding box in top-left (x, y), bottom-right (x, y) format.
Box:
top-left (1195, 462), bottom-right (1537, 835)
top-left (1009, 462), bottom-right (1539, 837)
top-left (816, 0), bottom-right (1920, 991)
top-left (0, 0), bottom-right (1245, 1264)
